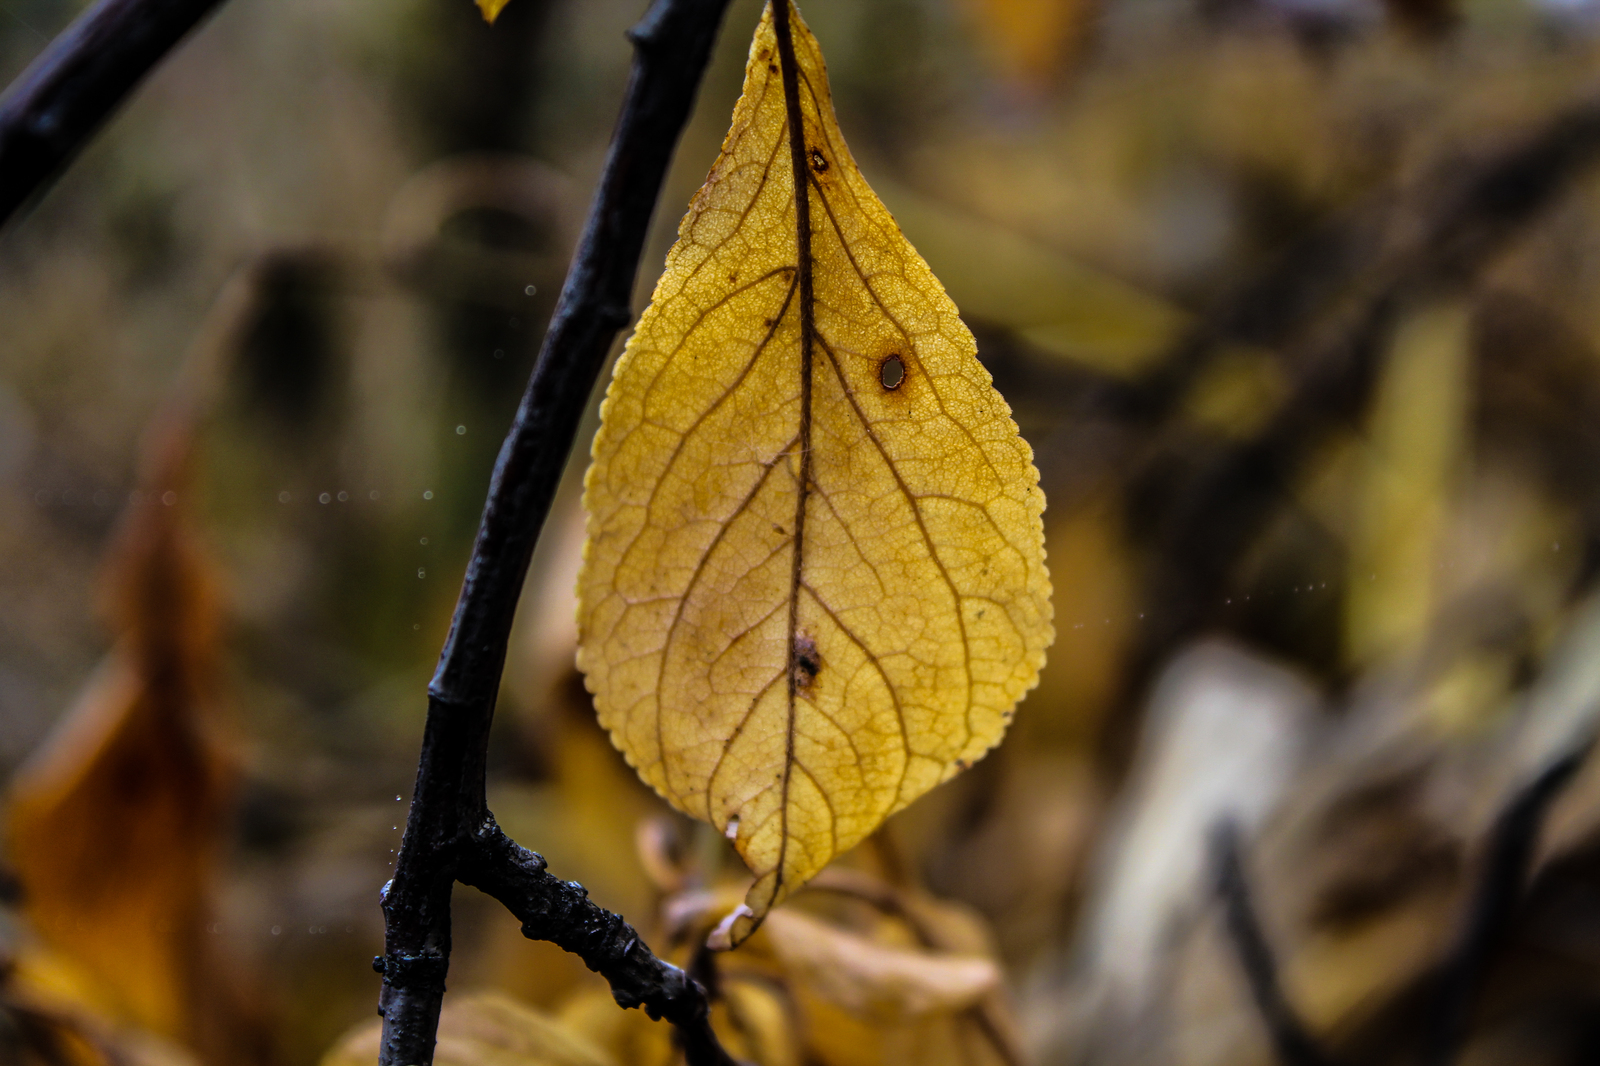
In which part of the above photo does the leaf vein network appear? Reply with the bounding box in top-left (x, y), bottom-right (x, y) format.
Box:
top-left (814, 332), bottom-right (976, 747)
top-left (654, 435), bottom-right (799, 797)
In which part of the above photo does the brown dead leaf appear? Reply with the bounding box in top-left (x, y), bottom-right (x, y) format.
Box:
top-left (0, 992), bottom-right (107, 1066)
top-left (762, 909), bottom-right (1000, 1020)
top-left (0, 959), bottom-right (203, 1066)
top-left (4, 423), bottom-right (231, 1050)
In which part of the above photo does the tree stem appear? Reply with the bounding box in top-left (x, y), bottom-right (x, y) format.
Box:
top-left (0, 0), bottom-right (228, 228)
top-left (377, 1), bottom-right (736, 1064)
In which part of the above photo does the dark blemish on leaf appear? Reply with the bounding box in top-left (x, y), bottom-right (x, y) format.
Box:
top-left (774, 523), bottom-right (786, 535)
top-left (792, 633), bottom-right (821, 691)
top-left (765, 317), bottom-right (776, 327)
top-left (769, 63), bottom-right (778, 74)
top-left (880, 354), bottom-right (905, 390)
top-left (809, 148), bottom-right (829, 173)
top-left (729, 272), bottom-right (738, 283)
top-left (955, 759), bottom-right (970, 772)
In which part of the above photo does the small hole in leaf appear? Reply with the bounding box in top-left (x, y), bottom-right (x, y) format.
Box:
top-left (880, 355), bottom-right (905, 390)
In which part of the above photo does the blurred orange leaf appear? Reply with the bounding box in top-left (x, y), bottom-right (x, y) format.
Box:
top-left (4, 426), bottom-right (230, 1049)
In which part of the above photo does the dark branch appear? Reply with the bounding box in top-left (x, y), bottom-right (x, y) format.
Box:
top-left (1425, 739), bottom-right (1594, 1066)
top-left (377, 1), bottom-right (735, 1064)
top-left (0, 0), bottom-right (228, 229)
top-left (1213, 821), bottom-right (1336, 1066)
top-left (459, 821), bottom-right (736, 1066)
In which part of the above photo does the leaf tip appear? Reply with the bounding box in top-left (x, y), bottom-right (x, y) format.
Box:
top-left (707, 903), bottom-right (757, 951)
top-left (475, 0), bottom-right (512, 24)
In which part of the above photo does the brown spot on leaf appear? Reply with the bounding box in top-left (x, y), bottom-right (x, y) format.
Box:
top-left (792, 633), bottom-right (822, 691)
top-left (810, 148), bottom-right (829, 173)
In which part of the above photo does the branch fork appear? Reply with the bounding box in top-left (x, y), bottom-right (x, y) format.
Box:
top-left (373, 1), bottom-right (737, 1063)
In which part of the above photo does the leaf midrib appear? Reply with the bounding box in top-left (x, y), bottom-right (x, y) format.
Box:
top-left (773, 0), bottom-right (814, 906)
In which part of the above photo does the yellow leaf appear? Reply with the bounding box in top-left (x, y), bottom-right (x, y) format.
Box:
top-left (1345, 302), bottom-right (1470, 668)
top-left (577, 0), bottom-right (1052, 947)
top-left (559, 987), bottom-right (677, 1066)
top-left (476, 0), bottom-right (513, 24)
top-left (717, 977), bottom-right (801, 1066)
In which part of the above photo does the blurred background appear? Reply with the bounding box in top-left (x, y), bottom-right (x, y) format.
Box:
top-left (7, 0), bottom-right (1600, 1063)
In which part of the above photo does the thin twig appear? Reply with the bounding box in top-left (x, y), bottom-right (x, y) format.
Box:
top-left (376, 1), bottom-right (735, 1064)
top-left (1213, 821), bottom-right (1335, 1066)
top-left (1424, 740), bottom-right (1594, 1066)
top-left (0, 0), bottom-right (228, 228)
top-left (458, 821), bottom-right (731, 1059)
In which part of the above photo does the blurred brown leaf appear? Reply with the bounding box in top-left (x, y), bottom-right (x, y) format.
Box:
top-left (3, 423), bottom-right (234, 1055)
top-left (0, 988), bottom-right (108, 1066)
top-left (2, 945), bottom-right (204, 1066)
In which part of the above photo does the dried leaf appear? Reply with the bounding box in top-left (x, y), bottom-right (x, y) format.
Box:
top-left (321, 992), bottom-right (616, 1066)
top-left (558, 987), bottom-right (676, 1066)
top-left (763, 910), bottom-right (1000, 1020)
top-left (578, 0), bottom-right (1052, 947)
top-left (717, 978), bottom-right (800, 1066)
top-left (0, 983), bottom-right (201, 1066)
top-left (0, 985), bottom-right (108, 1066)
top-left (4, 429), bottom-right (230, 1045)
